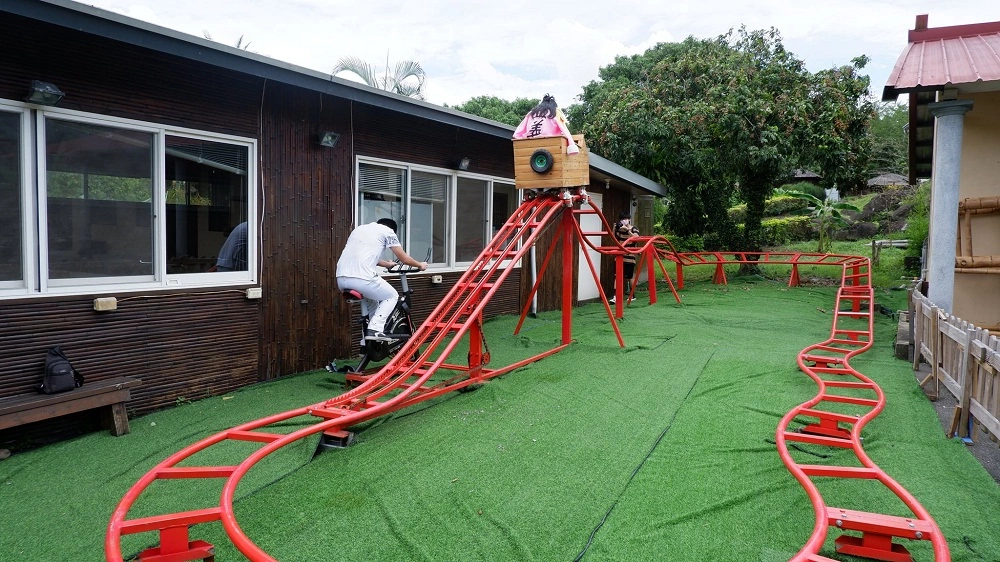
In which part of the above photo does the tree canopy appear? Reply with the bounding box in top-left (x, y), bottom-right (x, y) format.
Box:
top-left (450, 96), bottom-right (540, 127)
top-left (868, 102), bottom-right (908, 175)
top-left (567, 28), bottom-right (876, 254)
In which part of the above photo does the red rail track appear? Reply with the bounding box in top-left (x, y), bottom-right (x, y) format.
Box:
top-left (671, 252), bottom-right (950, 561)
top-left (105, 190), bottom-right (948, 561)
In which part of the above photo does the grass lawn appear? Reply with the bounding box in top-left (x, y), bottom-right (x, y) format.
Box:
top-left (1, 274), bottom-right (996, 561)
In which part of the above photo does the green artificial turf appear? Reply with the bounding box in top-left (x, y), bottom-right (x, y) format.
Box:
top-left (1, 276), bottom-right (997, 561)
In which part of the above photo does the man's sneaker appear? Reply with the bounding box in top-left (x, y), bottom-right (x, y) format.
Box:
top-left (364, 329), bottom-right (396, 342)
top-left (608, 295), bottom-right (616, 304)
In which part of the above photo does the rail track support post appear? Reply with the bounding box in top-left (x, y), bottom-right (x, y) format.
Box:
top-left (712, 263), bottom-right (727, 285)
top-left (137, 528), bottom-right (215, 562)
top-left (789, 264), bottom-right (801, 287)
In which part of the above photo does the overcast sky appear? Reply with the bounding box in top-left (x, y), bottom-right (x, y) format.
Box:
top-left (82, 0), bottom-right (999, 108)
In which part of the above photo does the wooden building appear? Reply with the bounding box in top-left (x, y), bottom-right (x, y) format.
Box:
top-left (0, 0), bottom-right (664, 442)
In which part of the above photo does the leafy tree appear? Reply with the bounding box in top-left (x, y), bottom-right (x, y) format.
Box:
top-left (332, 56), bottom-right (426, 100)
top-left (569, 37), bottom-right (738, 247)
top-left (787, 191), bottom-right (860, 253)
top-left (799, 57), bottom-right (877, 194)
top-left (569, 28), bottom-right (875, 263)
top-left (450, 96), bottom-right (540, 127)
top-left (868, 102), bottom-right (908, 175)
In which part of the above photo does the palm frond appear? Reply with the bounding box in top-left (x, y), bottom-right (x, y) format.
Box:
top-left (332, 56), bottom-right (426, 99)
top-left (332, 56), bottom-right (382, 88)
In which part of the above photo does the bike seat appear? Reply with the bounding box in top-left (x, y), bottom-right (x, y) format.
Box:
top-left (341, 289), bottom-right (364, 302)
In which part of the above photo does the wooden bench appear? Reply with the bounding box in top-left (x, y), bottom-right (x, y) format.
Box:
top-left (0, 377), bottom-right (141, 437)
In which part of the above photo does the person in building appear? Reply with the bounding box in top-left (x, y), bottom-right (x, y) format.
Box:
top-left (336, 218), bottom-right (428, 341)
top-left (215, 222), bottom-right (248, 272)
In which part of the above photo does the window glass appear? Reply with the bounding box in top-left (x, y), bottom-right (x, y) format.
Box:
top-left (359, 163), bottom-right (405, 262)
top-left (356, 159), bottom-right (514, 270)
top-left (164, 136), bottom-right (249, 274)
top-left (492, 182), bottom-right (517, 236)
top-left (0, 111), bottom-right (22, 283)
top-left (45, 119), bottom-right (154, 280)
top-left (411, 171), bottom-right (449, 264)
top-left (456, 177), bottom-right (488, 262)
top-left (492, 182), bottom-right (518, 251)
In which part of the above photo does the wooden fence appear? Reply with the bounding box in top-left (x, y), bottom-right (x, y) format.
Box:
top-left (909, 289), bottom-right (1000, 442)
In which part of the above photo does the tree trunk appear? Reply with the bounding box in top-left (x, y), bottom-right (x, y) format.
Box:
top-left (738, 183), bottom-right (767, 275)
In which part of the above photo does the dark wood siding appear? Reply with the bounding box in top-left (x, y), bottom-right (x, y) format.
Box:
top-left (0, 13), bottom-right (627, 446)
top-left (0, 14), bottom-right (261, 137)
top-left (257, 85), bottom-right (351, 378)
top-left (1, 15), bottom-right (263, 442)
top-left (351, 104), bottom-right (514, 177)
top-left (256, 95), bottom-right (524, 377)
top-left (0, 291), bottom-right (259, 446)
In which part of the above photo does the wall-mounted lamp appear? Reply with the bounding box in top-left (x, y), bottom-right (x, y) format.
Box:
top-left (457, 157), bottom-right (471, 171)
top-left (26, 80), bottom-right (64, 106)
top-left (604, 178), bottom-right (611, 190)
top-left (317, 131), bottom-right (341, 148)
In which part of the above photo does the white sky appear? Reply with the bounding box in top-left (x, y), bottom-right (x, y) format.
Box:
top-left (81, 0), bottom-right (1000, 108)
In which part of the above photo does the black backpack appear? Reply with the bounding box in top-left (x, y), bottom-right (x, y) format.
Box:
top-left (38, 346), bottom-right (84, 394)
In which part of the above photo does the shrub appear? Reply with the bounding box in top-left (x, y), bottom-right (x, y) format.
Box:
top-left (760, 216), bottom-right (814, 246)
top-left (702, 232), bottom-right (729, 252)
top-left (667, 233), bottom-right (705, 252)
top-left (728, 195), bottom-right (811, 223)
top-left (728, 204), bottom-right (747, 223)
top-left (904, 181), bottom-right (931, 261)
top-left (778, 181), bottom-right (826, 200)
top-left (766, 195), bottom-right (809, 216)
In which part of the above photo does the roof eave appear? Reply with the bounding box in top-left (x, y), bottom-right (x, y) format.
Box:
top-left (7, 0), bottom-right (666, 197)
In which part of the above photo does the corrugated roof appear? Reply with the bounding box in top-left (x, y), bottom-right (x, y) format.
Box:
top-left (882, 17), bottom-right (1000, 101)
top-left (867, 173), bottom-right (909, 187)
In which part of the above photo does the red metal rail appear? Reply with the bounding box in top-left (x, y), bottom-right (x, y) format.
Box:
top-left (673, 253), bottom-right (950, 562)
top-left (106, 189), bottom-right (642, 561)
top-left (106, 191), bottom-right (948, 561)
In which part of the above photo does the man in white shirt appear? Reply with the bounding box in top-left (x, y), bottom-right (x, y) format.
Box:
top-left (336, 218), bottom-right (428, 341)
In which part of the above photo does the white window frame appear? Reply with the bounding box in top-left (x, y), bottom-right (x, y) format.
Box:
top-left (355, 156), bottom-right (517, 272)
top-left (0, 101), bottom-right (32, 294)
top-left (0, 100), bottom-right (258, 299)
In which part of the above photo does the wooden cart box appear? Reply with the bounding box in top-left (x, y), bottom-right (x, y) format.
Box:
top-left (513, 134), bottom-right (590, 189)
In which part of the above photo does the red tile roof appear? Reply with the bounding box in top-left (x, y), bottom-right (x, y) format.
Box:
top-left (882, 16), bottom-right (1000, 101)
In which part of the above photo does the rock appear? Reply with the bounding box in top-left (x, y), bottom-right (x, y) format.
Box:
top-left (835, 221), bottom-right (879, 240)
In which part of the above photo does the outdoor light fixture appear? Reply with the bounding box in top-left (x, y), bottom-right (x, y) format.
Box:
top-left (26, 80), bottom-right (64, 106)
top-left (317, 131), bottom-right (340, 148)
top-left (458, 157), bottom-right (471, 171)
top-left (604, 178), bottom-right (611, 190)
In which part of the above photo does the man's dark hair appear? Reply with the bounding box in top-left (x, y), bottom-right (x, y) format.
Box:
top-left (376, 218), bottom-right (398, 233)
top-left (618, 210), bottom-right (631, 220)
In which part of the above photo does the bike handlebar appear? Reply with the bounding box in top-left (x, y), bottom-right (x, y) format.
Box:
top-left (385, 248), bottom-right (432, 274)
top-left (385, 262), bottom-right (423, 274)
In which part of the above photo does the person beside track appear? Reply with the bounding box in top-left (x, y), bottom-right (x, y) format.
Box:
top-left (609, 210), bottom-right (640, 304)
top-left (336, 218), bottom-right (427, 341)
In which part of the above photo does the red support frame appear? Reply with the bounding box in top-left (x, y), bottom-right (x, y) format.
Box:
top-left (105, 200), bottom-right (949, 562)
